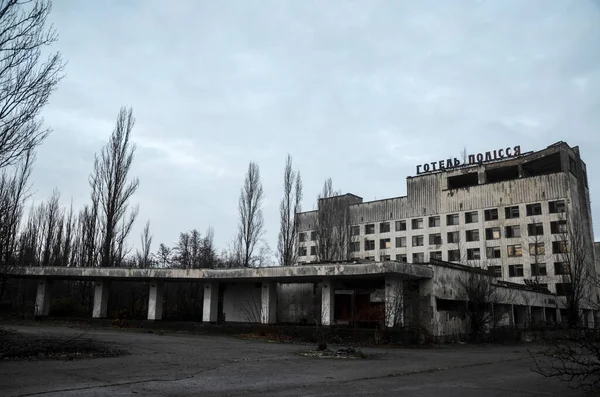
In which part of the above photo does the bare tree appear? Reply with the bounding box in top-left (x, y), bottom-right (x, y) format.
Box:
top-left (136, 220), bottom-right (152, 268)
top-left (155, 243), bottom-right (172, 268)
top-left (0, 0), bottom-right (64, 168)
top-left (277, 154), bottom-right (302, 267)
top-left (457, 266), bottom-right (513, 341)
top-left (314, 178), bottom-right (351, 262)
top-left (554, 210), bottom-right (594, 327)
top-left (90, 107), bottom-right (139, 268)
top-left (236, 162), bottom-right (264, 267)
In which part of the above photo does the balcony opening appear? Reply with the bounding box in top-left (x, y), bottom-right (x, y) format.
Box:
top-left (486, 165), bottom-right (519, 184)
top-left (448, 172), bottom-right (478, 189)
top-left (522, 152), bottom-right (562, 177)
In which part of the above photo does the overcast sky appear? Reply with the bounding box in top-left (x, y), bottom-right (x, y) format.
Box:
top-left (32, 0), bottom-right (600, 256)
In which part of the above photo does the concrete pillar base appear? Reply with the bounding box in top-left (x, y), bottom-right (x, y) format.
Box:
top-left (260, 282), bottom-right (277, 324)
top-left (321, 279), bottom-right (334, 326)
top-left (92, 280), bottom-right (109, 318)
top-left (203, 282), bottom-right (219, 323)
top-left (147, 281), bottom-right (164, 320)
top-left (34, 279), bottom-right (51, 317)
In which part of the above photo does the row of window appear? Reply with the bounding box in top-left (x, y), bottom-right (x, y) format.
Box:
top-left (300, 219), bottom-right (567, 245)
top-left (334, 200), bottom-right (566, 238)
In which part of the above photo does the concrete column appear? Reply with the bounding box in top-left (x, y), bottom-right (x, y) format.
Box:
top-left (556, 308), bottom-right (562, 324)
top-left (510, 304), bottom-right (515, 326)
top-left (92, 280), bottom-right (110, 318)
top-left (527, 306), bottom-right (532, 325)
top-left (321, 279), bottom-right (334, 326)
top-left (541, 306), bottom-right (547, 323)
top-left (385, 276), bottom-right (404, 328)
top-left (203, 282), bottom-right (219, 323)
top-left (260, 281), bottom-right (277, 324)
top-left (34, 279), bottom-right (51, 317)
top-left (147, 281), bottom-right (164, 321)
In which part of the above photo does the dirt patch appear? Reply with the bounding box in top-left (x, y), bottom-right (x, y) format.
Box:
top-left (0, 328), bottom-right (126, 361)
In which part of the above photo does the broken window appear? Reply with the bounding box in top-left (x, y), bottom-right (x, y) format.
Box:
top-left (429, 216), bottom-right (441, 227)
top-left (447, 231), bottom-right (459, 243)
top-left (505, 225), bottom-right (521, 238)
top-left (396, 254), bottom-right (407, 263)
top-left (526, 203), bottom-right (542, 216)
top-left (509, 264), bottom-right (524, 277)
top-left (298, 247), bottom-right (307, 256)
top-left (485, 227), bottom-right (501, 240)
top-left (350, 226), bottom-right (360, 236)
top-left (395, 220), bottom-right (406, 231)
top-left (299, 232), bottom-right (306, 242)
top-left (380, 254), bottom-right (390, 261)
top-left (380, 238), bottom-right (391, 249)
top-left (531, 263), bottom-right (547, 276)
top-left (505, 206), bottom-right (520, 219)
top-left (448, 250), bottom-right (461, 262)
top-left (395, 237), bottom-right (407, 248)
top-left (527, 223), bottom-right (544, 236)
top-left (379, 222), bottom-right (390, 233)
top-left (412, 235), bottom-right (424, 247)
top-left (412, 252), bottom-right (425, 263)
top-left (466, 229), bottom-right (480, 242)
top-left (310, 246), bottom-right (317, 256)
top-left (556, 282), bottom-right (572, 296)
top-left (507, 244), bottom-right (522, 257)
top-left (488, 266), bottom-right (502, 278)
top-left (411, 218), bottom-right (423, 230)
top-left (486, 246), bottom-right (501, 259)
top-left (551, 220), bottom-right (567, 234)
top-left (549, 200), bottom-right (566, 214)
top-left (365, 256), bottom-right (375, 261)
top-left (429, 233), bottom-right (442, 245)
top-left (448, 172), bottom-right (479, 189)
top-left (467, 248), bottom-right (480, 260)
top-left (552, 241), bottom-right (568, 254)
top-left (350, 242), bottom-right (360, 253)
top-left (365, 224), bottom-right (375, 234)
top-left (484, 208), bottom-right (499, 221)
top-left (364, 240), bottom-right (375, 251)
top-left (486, 165), bottom-right (520, 183)
top-left (446, 213), bottom-right (459, 226)
top-left (554, 262), bottom-right (569, 275)
top-left (430, 251), bottom-right (442, 260)
top-left (529, 243), bottom-right (545, 256)
top-left (310, 231), bottom-right (316, 241)
top-left (465, 211), bottom-right (479, 224)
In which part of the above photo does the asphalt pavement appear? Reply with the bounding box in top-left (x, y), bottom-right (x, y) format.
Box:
top-left (0, 324), bottom-right (586, 396)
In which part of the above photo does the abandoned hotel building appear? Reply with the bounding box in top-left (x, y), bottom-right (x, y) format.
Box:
top-left (12, 141), bottom-right (600, 340)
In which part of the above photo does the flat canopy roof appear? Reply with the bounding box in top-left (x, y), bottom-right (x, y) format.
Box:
top-left (9, 262), bottom-right (433, 283)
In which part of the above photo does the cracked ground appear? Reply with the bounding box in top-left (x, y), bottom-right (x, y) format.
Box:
top-left (0, 324), bottom-right (585, 396)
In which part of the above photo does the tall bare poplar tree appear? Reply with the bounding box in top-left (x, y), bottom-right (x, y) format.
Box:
top-left (314, 178), bottom-right (351, 262)
top-left (0, 0), bottom-right (64, 168)
top-left (236, 162), bottom-right (264, 267)
top-left (277, 155), bottom-right (302, 266)
top-left (90, 107), bottom-right (139, 268)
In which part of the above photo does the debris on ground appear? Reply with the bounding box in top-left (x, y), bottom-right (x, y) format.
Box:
top-left (0, 328), bottom-right (126, 361)
top-left (297, 347), bottom-right (369, 359)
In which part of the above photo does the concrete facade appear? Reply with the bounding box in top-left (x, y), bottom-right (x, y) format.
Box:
top-left (297, 142), bottom-right (597, 298)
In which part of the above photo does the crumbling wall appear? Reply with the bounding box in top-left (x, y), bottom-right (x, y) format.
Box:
top-left (276, 283), bottom-right (318, 324)
top-left (222, 283), bottom-right (262, 323)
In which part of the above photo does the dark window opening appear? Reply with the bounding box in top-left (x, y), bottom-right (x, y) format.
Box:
top-left (509, 264), bottom-right (524, 277)
top-left (488, 266), bottom-right (502, 278)
top-left (448, 172), bottom-right (479, 189)
top-left (521, 152), bottom-right (562, 177)
top-left (486, 165), bottom-right (520, 184)
top-left (526, 203), bottom-right (542, 216)
top-left (505, 206), bottom-right (520, 219)
top-left (484, 208), bottom-right (499, 221)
